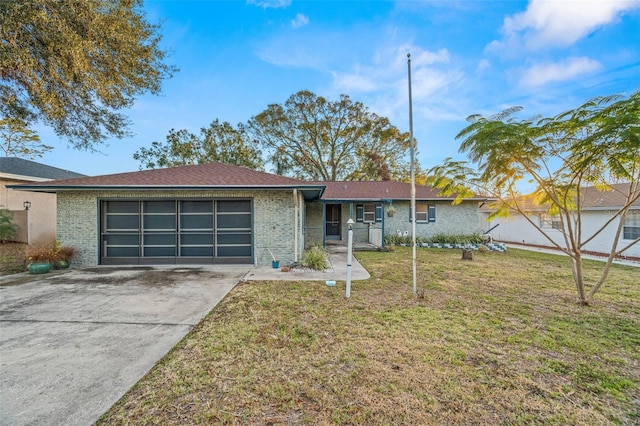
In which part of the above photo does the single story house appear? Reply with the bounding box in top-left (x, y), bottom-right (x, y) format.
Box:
top-left (10, 163), bottom-right (486, 266)
top-left (0, 157), bottom-right (85, 243)
top-left (480, 183), bottom-right (640, 258)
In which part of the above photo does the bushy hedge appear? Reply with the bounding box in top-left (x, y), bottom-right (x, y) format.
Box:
top-left (384, 232), bottom-right (485, 246)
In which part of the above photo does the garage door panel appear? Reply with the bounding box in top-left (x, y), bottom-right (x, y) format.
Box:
top-left (180, 233), bottom-right (213, 245)
top-left (216, 232), bottom-right (251, 245)
top-left (217, 214), bottom-right (251, 229)
top-left (180, 246), bottom-right (214, 257)
top-left (107, 246), bottom-right (140, 258)
top-left (143, 215), bottom-right (176, 230)
top-left (217, 200), bottom-right (251, 212)
top-left (217, 246), bottom-right (252, 257)
top-left (180, 215), bottom-right (213, 230)
top-left (181, 200), bottom-right (213, 213)
top-left (106, 215), bottom-right (139, 231)
top-left (144, 247), bottom-right (176, 257)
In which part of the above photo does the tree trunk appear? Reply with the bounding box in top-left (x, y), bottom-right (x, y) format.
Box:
top-left (570, 254), bottom-right (589, 305)
top-left (461, 249), bottom-right (473, 260)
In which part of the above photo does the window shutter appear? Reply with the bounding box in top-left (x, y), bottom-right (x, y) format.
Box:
top-left (428, 204), bottom-right (436, 223)
top-left (375, 204), bottom-right (383, 222)
top-left (356, 205), bottom-right (364, 222)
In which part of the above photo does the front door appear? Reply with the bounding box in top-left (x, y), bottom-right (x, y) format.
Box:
top-left (325, 204), bottom-right (341, 240)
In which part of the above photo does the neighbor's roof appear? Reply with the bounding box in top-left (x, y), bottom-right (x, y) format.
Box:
top-left (582, 183), bottom-right (640, 209)
top-left (8, 162), bottom-right (326, 199)
top-left (0, 157), bottom-right (85, 181)
top-left (479, 183), bottom-right (640, 212)
top-left (316, 180), bottom-right (487, 201)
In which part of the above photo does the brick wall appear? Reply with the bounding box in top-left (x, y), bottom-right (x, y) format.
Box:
top-left (303, 200), bottom-right (481, 246)
top-left (56, 189), bottom-right (300, 266)
top-left (385, 201), bottom-right (480, 239)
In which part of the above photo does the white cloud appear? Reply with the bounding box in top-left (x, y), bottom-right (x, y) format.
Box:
top-left (291, 13), bottom-right (309, 28)
top-left (489, 0), bottom-right (640, 51)
top-left (247, 0), bottom-right (291, 9)
top-left (333, 71), bottom-right (378, 92)
top-left (392, 45), bottom-right (450, 69)
top-left (477, 59), bottom-right (491, 72)
top-left (520, 57), bottom-right (602, 87)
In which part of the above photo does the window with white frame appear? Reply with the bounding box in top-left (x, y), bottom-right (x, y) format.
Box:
top-left (623, 210), bottom-right (640, 240)
top-left (540, 214), bottom-right (562, 230)
top-left (364, 204), bottom-right (375, 223)
top-left (412, 202), bottom-right (436, 223)
top-left (356, 203), bottom-right (382, 223)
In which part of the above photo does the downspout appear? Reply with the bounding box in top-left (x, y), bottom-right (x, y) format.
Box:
top-left (293, 189), bottom-right (298, 262)
top-left (382, 203), bottom-right (385, 248)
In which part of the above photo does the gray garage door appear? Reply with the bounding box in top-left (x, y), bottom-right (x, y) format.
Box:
top-left (100, 199), bottom-right (252, 265)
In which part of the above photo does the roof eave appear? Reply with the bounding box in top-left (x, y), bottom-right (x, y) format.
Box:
top-left (6, 184), bottom-right (326, 197)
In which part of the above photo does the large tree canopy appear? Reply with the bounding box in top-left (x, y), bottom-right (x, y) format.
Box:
top-left (247, 90), bottom-right (412, 181)
top-left (427, 90), bottom-right (640, 305)
top-left (133, 120), bottom-right (263, 171)
top-left (0, 0), bottom-right (176, 150)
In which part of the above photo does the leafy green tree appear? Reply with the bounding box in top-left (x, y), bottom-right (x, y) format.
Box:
top-left (0, 0), bottom-right (176, 150)
top-left (0, 208), bottom-right (17, 243)
top-left (133, 120), bottom-right (264, 170)
top-left (247, 90), bottom-right (411, 181)
top-left (0, 117), bottom-right (52, 158)
top-left (427, 91), bottom-right (640, 305)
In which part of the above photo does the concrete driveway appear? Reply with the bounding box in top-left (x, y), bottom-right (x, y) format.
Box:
top-left (0, 266), bottom-right (249, 426)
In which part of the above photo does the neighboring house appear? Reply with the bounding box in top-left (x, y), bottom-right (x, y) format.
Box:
top-left (10, 163), bottom-right (486, 266)
top-left (0, 157), bottom-right (85, 244)
top-left (480, 183), bottom-right (640, 258)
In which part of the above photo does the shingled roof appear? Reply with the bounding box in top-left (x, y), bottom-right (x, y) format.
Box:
top-left (479, 183), bottom-right (640, 212)
top-left (316, 180), bottom-right (486, 201)
top-left (9, 162), bottom-right (326, 199)
top-left (581, 183), bottom-right (640, 209)
top-left (0, 157), bottom-right (85, 181)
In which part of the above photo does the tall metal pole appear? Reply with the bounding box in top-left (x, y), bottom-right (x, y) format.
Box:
top-left (407, 53), bottom-right (417, 295)
top-left (346, 220), bottom-right (354, 298)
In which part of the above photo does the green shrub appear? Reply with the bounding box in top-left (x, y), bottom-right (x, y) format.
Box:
top-left (427, 233), bottom-right (485, 244)
top-left (383, 234), bottom-right (428, 245)
top-left (301, 245), bottom-right (329, 270)
top-left (384, 232), bottom-right (485, 245)
top-left (0, 209), bottom-right (17, 243)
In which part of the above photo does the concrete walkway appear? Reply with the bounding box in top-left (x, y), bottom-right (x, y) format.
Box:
top-left (243, 245), bottom-right (370, 281)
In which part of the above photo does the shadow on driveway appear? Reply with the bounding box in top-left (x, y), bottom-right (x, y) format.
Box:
top-left (0, 266), bottom-right (249, 426)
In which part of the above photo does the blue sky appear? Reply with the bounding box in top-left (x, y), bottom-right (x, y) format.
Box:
top-left (36, 0), bottom-right (640, 177)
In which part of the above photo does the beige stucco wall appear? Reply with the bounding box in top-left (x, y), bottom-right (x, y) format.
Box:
top-left (1, 177), bottom-right (57, 243)
top-left (56, 189), bottom-right (304, 266)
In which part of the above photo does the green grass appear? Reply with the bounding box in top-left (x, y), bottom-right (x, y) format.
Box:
top-left (98, 248), bottom-right (639, 425)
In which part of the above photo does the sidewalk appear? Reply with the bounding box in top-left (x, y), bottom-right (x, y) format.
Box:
top-left (506, 243), bottom-right (640, 268)
top-left (243, 245), bottom-right (370, 281)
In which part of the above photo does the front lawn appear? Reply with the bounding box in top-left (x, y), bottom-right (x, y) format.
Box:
top-left (99, 248), bottom-right (639, 425)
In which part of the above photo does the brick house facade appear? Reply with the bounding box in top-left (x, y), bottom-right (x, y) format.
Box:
top-left (11, 163), bottom-right (486, 266)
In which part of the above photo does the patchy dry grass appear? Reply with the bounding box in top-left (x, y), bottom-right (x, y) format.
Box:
top-left (98, 248), bottom-right (639, 425)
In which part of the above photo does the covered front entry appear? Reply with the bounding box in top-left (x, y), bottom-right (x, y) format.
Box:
top-left (100, 199), bottom-right (253, 265)
top-left (325, 204), bottom-right (342, 240)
